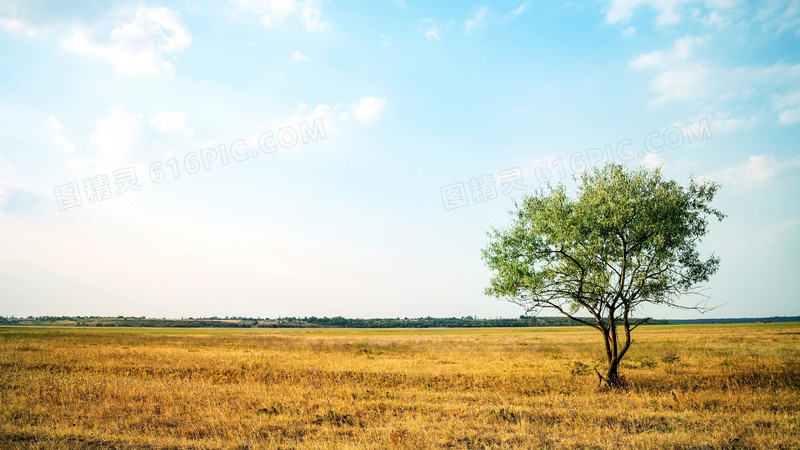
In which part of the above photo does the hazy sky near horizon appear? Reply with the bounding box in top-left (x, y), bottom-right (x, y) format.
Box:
top-left (1, 0), bottom-right (798, 319)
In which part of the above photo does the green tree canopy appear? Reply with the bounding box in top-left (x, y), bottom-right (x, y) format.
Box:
top-left (482, 163), bottom-right (725, 386)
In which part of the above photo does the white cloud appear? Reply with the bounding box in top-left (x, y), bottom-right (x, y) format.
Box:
top-left (701, 154), bottom-right (800, 190)
top-left (247, 102), bottom-right (337, 146)
top-left (62, 5), bottom-right (191, 76)
top-left (256, 0), bottom-right (293, 26)
top-left (605, 0), bottom-right (739, 26)
top-left (46, 116), bottom-right (75, 152)
top-left (423, 20), bottom-right (441, 41)
top-left (772, 89), bottom-right (800, 125)
top-left (51, 134), bottom-right (76, 153)
top-left (508, 3), bottom-right (529, 18)
top-left (285, 103), bottom-right (335, 128)
top-left (632, 35), bottom-right (800, 112)
top-left (238, 95), bottom-right (388, 152)
top-left (233, 0), bottom-right (329, 31)
top-left (47, 116), bottom-right (64, 133)
top-left (771, 89), bottom-right (800, 111)
top-left (379, 33), bottom-right (390, 48)
top-left (646, 64), bottom-right (714, 106)
top-left (709, 115), bottom-right (760, 134)
top-left (352, 97), bottom-right (388, 124)
top-left (0, 18), bottom-right (41, 36)
top-left (465, 7), bottom-right (488, 32)
top-left (290, 50), bottom-right (311, 62)
top-left (297, 0), bottom-right (328, 30)
top-left (667, 113), bottom-right (761, 137)
top-left (149, 111), bottom-right (193, 135)
top-left (701, 10), bottom-right (726, 28)
top-left (93, 108), bottom-right (141, 154)
top-left (274, 96), bottom-right (388, 130)
top-left (622, 25), bottom-right (636, 36)
top-left (464, 4), bottom-right (527, 33)
top-left (630, 35), bottom-right (704, 69)
top-left (641, 152), bottom-right (665, 169)
top-left (392, 0), bottom-right (407, 9)
top-left (606, 0), bottom-right (689, 25)
top-left (419, 18), bottom-right (452, 42)
top-left (0, 0), bottom-right (42, 36)
top-left (0, 181), bottom-right (45, 214)
top-left (755, 1), bottom-right (800, 36)
top-left (778, 108), bottom-right (800, 125)
top-left (66, 108), bottom-right (147, 177)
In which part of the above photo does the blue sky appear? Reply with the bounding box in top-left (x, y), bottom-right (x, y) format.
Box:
top-left (0, 0), bottom-right (798, 319)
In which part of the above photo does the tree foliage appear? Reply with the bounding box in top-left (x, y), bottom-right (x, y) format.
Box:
top-left (482, 163), bottom-right (724, 386)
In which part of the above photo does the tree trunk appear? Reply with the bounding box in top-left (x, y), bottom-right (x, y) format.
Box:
top-left (596, 317), bottom-right (630, 388)
top-left (605, 358), bottom-right (623, 387)
top-left (600, 327), bottom-right (626, 388)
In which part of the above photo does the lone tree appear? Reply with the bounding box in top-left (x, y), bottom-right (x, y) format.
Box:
top-left (482, 163), bottom-right (724, 387)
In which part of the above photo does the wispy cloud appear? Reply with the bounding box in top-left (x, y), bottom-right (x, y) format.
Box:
top-left (351, 97), bottom-right (388, 124)
top-left (62, 4), bottom-right (191, 76)
top-left (418, 18), bottom-right (453, 42)
top-left (232, 0), bottom-right (329, 31)
top-left (46, 116), bottom-right (76, 152)
top-left (0, 181), bottom-right (46, 215)
top-left (507, 3), bottom-right (529, 19)
top-left (0, 18), bottom-right (42, 36)
top-left (778, 108), bottom-right (800, 125)
top-left (755, 1), bottom-right (800, 36)
top-left (464, 4), bottom-right (529, 33)
top-left (465, 7), bottom-right (488, 33)
top-left (290, 50), bottom-right (311, 62)
top-left (66, 107), bottom-right (143, 175)
top-left (418, 18), bottom-right (451, 42)
top-left (606, 0), bottom-right (689, 25)
top-left (701, 154), bottom-right (800, 190)
top-left (605, 0), bottom-right (740, 27)
top-left (149, 111), bottom-right (193, 136)
top-left (631, 33), bottom-right (800, 121)
top-left (630, 35), bottom-right (705, 69)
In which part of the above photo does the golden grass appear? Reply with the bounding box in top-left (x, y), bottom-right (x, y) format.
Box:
top-left (1, 324), bottom-right (798, 448)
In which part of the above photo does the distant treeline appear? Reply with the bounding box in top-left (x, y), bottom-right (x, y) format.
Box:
top-left (665, 316), bottom-right (800, 324)
top-left (0, 315), bottom-right (667, 328)
top-left (0, 315), bottom-right (796, 328)
top-left (260, 316), bottom-right (667, 328)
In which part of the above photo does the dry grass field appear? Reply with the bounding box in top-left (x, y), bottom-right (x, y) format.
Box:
top-left (1, 323), bottom-right (798, 448)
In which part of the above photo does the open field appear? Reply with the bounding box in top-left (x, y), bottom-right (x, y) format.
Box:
top-left (1, 324), bottom-right (799, 448)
